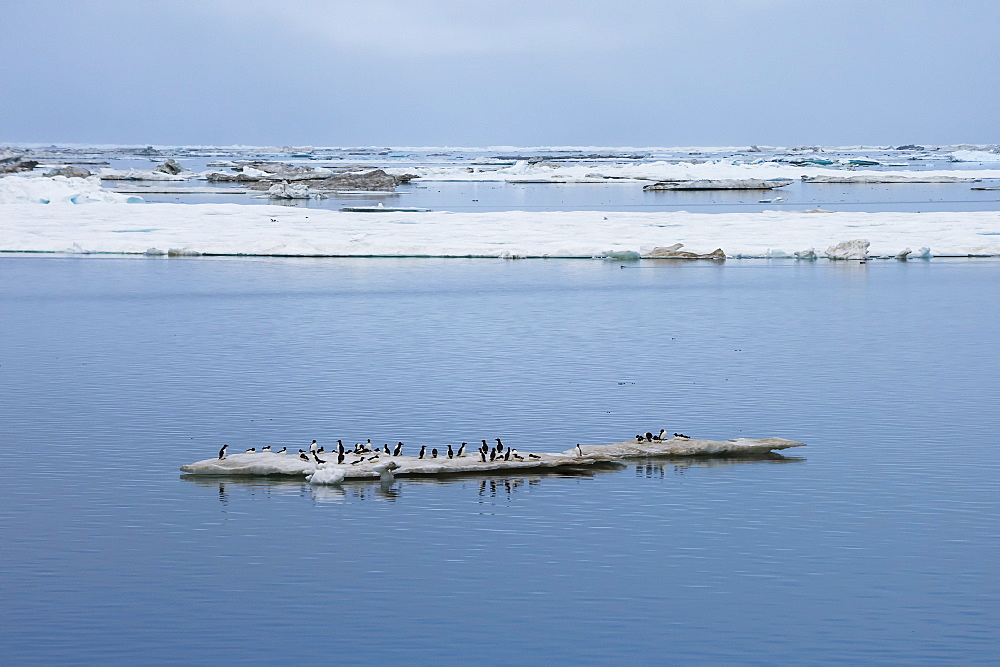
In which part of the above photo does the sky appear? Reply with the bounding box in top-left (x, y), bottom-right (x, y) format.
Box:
top-left (1, 0), bottom-right (998, 147)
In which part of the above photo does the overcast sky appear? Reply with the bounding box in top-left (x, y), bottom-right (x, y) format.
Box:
top-left (2, 0), bottom-right (997, 147)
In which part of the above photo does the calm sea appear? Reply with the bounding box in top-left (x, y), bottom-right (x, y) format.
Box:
top-left (2, 255), bottom-right (998, 663)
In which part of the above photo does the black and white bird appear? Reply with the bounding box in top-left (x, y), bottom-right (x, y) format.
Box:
top-left (457, 443), bottom-right (466, 457)
top-left (480, 450), bottom-right (487, 462)
top-left (275, 447), bottom-right (286, 454)
top-left (262, 445), bottom-right (271, 452)
top-left (657, 429), bottom-right (666, 440)
top-left (645, 432), bottom-right (654, 442)
top-left (447, 444), bottom-right (454, 459)
top-left (419, 445), bottom-right (426, 459)
top-left (313, 452), bottom-right (326, 464)
top-left (674, 433), bottom-right (690, 439)
top-left (495, 438), bottom-right (504, 453)
top-left (576, 444), bottom-right (584, 457)
top-left (245, 447), bottom-right (256, 453)
top-left (481, 440), bottom-right (489, 452)
top-left (528, 453), bottom-right (541, 459)
top-left (337, 452), bottom-right (345, 464)
top-left (218, 444), bottom-right (228, 460)
top-left (393, 442), bottom-right (403, 457)
top-left (384, 444), bottom-right (391, 455)
top-left (299, 452), bottom-right (309, 461)
top-left (351, 458), bottom-right (364, 465)
top-left (504, 448), bottom-right (511, 461)
top-left (512, 450), bottom-right (524, 461)
top-left (337, 440), bottom-right (345, 454)
top-left (431, 448), bottom-right (438, 459)
top-left (489, 448), bottom-right (497, 461)
top-left (309, 440), bottom-right (318, 454)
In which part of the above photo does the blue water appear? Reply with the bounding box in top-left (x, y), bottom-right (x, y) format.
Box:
top-left (2, 256), bottom-right (998, 663)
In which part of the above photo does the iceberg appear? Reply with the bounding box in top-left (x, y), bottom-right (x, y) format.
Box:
top-left (265, 182), bottom-right (327, 199)
top-left (181, 436), bottom-right (806, 478)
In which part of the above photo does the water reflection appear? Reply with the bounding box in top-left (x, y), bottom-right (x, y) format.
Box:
top-left (180, 453), bottom-right (803, 504)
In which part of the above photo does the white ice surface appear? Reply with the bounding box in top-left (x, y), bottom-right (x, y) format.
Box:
top-left (950, 150), bottom-right (1000, 163)
top-left (387, 159), bottom-right (1000, 183)
top-left (3, 202), bottom-right (999, 258)
top-left (181, 437), bottom-right (806, 478)
top-left (0, 174), bottom-right (142, 204)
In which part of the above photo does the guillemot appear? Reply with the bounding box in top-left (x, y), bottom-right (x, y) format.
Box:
top-left (218, 444), bottom-right (227, 460)
top-left (431, 448), bottom-right (438, 459)
top-left (447, 444), bottom-right (454, 459)
top-left (299, 452), bottom-right (309, 461)
top-left (275, 447), bottom-right (286, 454)
top-left (393, 442), bottom-right (403, 456)
top-left (309, 440), bottom-right (318, 454)
top-left (262, 445), bottom-right (271, 452)
top-left (457, 443), bottom-right (466, 457)
top-left (245, 447), bottom-right (256, 453)
top-left (419, 445), bottom-right (426, 459)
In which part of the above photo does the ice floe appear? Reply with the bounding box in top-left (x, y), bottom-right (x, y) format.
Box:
top-left (0, 174), bottom-right (142, 204)
top-left (950, 150), bottom-right (1000, 163)
top-left (181, 436), bottom-right (806, 479)
top-left (3, 203), bottom-right (998, 258)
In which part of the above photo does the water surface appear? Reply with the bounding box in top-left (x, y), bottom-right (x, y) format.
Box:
top-left (2, 256), bottom-right (997, 663)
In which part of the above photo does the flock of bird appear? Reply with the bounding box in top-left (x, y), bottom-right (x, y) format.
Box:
top-left (216, 437), bottom-right (548, 465)
top-left (215, 428), bottom-right (686, 465)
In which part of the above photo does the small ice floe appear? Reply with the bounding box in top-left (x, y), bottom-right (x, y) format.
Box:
top-left (340, 202), bottom-right (430, 212)
top-left (306, 463), bottom-right (347, 485)
top-left (759, 196), bottom-right (785, 203)
top-left (265, 181), bottom-right (327, 200)
top-left (794, 248), bottom-right (818, 261)
top-left (949, 150), bottom-right (1000, 163)
top-left (643, 178), bottom-right (793, 191)
top-left (825, 239), bottom-right (870, 260)
top-left (802, 174), bottom-right (977, 184)
top-left (641, 243), bottom-right (726, 260)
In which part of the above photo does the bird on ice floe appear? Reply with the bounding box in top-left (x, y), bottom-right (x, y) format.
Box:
top-left (393, 442), bottom-right (403, 456)
top-left (457, 443), bottom-right (466, 457)
top-left (431, 448), bottom-right (438, 459)
top-left (275, 447), bottom-right (286, 454)
top-left (528, 453), bottom-right (541, 459)
top-left (418, 445), bottom-right (426, 459)
top-left (576, 444), bottom-right (584, 457)
top-left (218, 444), bottom-right (228, 460)
top-left (674, 433), bottom-right (690, 439)
top-left (337, 452), bottom-right (345, 464)
top-left (495, 438), bottom-right (504, 452)
top-left (262, 445), bottom-right (271, 452)
top-left (479, 450), bottom-right (486, 462)
top-left (635, 435), bottom-right (644, 442)
top-left (245, 447), bottom-right (256, 453)
top-left (309, 440), bottom-right (318, 454)
top-left (299, 451), bottom-right (309, 461)
top-left (312, 452), bottom-right (326, 464)
top-left (447, 444), bottom-right (454, 459)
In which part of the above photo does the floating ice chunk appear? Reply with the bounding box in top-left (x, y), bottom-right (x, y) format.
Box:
top-left (896, 247), bottom-right (913, 260)
top-left (825, 239), bottom-right (869, 260)
top-left (950, 150), bottom-right (1000, 163)
top-left (794, 248), bottom-right (817, 260)
top-left (306, 463), bottom-right (347, 485)
top-left (765, 249), bottom-right (792, 258)
top-left (180, 436), bottom-right (806, 478)
top-left (600, 250), bottom-right (641, 261)
top-left (912, 247), bottom-right (931, 259)
top-left (265, 181), bottom-right (328, 199)
top-left (803, 174), bottom-right (976, 184)
top-left (144, 247), bottom-right (166, 256)
top-left (0, 174), bottom-right (140, 204)
top-left (166, 248), bottom-right (201, 257)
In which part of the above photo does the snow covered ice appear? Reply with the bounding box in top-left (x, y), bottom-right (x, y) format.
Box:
top-left (182, 436), bottom-right (807, 478)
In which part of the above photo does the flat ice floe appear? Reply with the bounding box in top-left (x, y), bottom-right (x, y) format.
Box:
top-left (179, 436), bottom-right (806, 480)
top-left (2, 202), bottom-right (999, 258)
